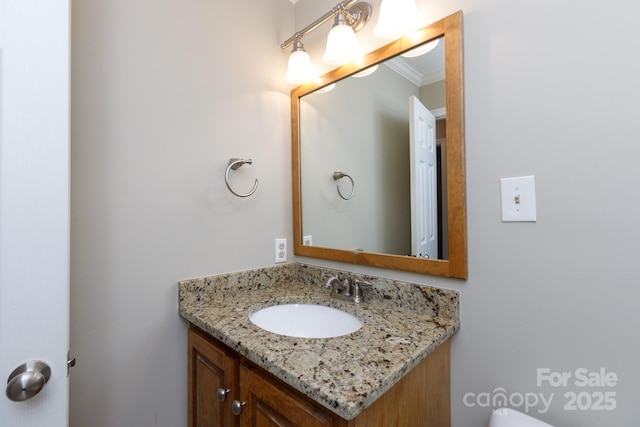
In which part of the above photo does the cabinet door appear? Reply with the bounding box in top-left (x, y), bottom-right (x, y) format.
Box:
top-left (189, 329), bottom-right (240, 427)
top-left (238, 363), bottom-right (338, 427)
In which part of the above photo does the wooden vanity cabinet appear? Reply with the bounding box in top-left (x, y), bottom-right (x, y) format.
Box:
top-left (188, 327), bottom-right (240, 427)
top-left (239, 362), bottom-right (342, 427)
top-left (188, 327), bottom-right (340, 427)
top-left (188, 325), bottom-right (450, 427)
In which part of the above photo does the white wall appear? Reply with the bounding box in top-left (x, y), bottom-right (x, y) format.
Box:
top-left (70, 0), bottom-right (293, 425)
top-left (70, 0), bottom-right (640, 426)
top-left (295, 0), bottom-right (640, 426)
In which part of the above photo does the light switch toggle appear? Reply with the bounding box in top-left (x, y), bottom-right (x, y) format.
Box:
top-left (500, 176), bottom-right (536, 222)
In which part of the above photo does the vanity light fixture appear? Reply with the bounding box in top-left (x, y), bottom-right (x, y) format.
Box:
top-left (281, 0), bottom-right (426, 84)
top-left (284, 40), bottom-right (314, 85)
top-left (374, 0), bottom-right (420, 40)
top-left (281, 0), bottom-right (373, 84)
top-left (322, 11), bottom-right (363, 65)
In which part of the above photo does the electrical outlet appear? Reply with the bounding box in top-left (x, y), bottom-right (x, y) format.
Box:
top-left (275, 238), bottom-right (287, 263)
top-left (303, 235), bottom-right (313, 246)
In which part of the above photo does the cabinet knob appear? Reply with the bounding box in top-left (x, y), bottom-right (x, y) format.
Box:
top-left (216, 388), bottom-right (230, 402)
top-left (232, 400), bottom-right (246, 416)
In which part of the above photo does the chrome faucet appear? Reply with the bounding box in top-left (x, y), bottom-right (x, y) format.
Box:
top-left (325, 276), bottom-right (350, 296)
top-left (325, 276), bottom-right (372, 303)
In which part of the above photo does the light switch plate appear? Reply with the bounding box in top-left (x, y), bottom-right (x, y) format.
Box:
top-left (500, 176), bottom-right (537, 222)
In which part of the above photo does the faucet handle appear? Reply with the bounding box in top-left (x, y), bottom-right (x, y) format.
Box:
top-left (352, 279), bottom-right (372, 303)
top-left (354, 279), bottom-right (372, 288)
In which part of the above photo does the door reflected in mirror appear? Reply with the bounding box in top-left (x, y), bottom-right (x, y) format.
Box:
top-left (292, 11), bottom-right (467, 278)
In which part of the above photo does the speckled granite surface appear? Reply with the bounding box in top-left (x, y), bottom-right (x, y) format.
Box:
top-left (178, 263), bottom-right (460, 420)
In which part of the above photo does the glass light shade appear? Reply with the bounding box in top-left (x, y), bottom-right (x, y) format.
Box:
top-left (374, 0), bottom-right (420, 39)
top-left (285, 49), bottom-right (314, 85)
top-left (323, 24), bottom-right (362, 65)
top-left (315, 83), bottom-right (336, 94)
top-left (352, 64), bottom-right (379, 78)
top-left (401, 38), bottom-right (439, 58)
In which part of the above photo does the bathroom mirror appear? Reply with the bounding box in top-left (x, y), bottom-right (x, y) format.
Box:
top-left (292, 11), bottom-right (466, 278)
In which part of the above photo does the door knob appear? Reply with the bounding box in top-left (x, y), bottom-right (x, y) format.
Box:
top-left (5, 360), bottom-right (51, 402)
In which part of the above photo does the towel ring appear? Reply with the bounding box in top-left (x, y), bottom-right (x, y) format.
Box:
top-left (225, 158), bottom-right (258, 198)
top-left (333, 171), bottom-right (354, 200)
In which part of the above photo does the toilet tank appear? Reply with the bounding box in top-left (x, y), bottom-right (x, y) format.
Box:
top-left (489, 408), bottom-right (555, 427)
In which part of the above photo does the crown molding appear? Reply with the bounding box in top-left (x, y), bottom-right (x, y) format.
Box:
top-left (385, 57), bottom-right (445, 87)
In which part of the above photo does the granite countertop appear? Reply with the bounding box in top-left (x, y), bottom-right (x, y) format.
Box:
top-left (178, 263), bottom-right (460, 420)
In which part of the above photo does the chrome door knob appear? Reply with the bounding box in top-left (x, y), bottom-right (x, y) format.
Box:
top-left (5, 360), bottom-right (51, 402)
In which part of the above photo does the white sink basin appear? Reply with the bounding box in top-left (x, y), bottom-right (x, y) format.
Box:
top-left (249, 304), bottom-right (362, 338)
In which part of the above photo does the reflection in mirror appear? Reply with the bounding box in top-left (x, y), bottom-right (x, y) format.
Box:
top-left (292, 11), bottom-right (466, 278)
top-left (300, 36), bottom-right (446, 259)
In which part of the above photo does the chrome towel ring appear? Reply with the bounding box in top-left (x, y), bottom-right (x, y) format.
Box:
top-left (333, 171), bottom-right (354, 200)
top-left (225, 158), bottom-right (258, 198)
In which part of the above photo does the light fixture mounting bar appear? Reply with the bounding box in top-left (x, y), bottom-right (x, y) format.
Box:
top-left (281, 0), bottom-right (371, 49)
top-left (341, 3), bottom-right (372, 32)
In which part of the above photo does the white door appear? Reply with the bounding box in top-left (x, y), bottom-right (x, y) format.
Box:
top-left (0, 0), bottom-right (70, 425)
top-left (409, 96), bottom-right (438, 259)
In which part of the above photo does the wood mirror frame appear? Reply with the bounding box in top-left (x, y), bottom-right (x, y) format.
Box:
top-left (291, 11), bottom-right (466, 278)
